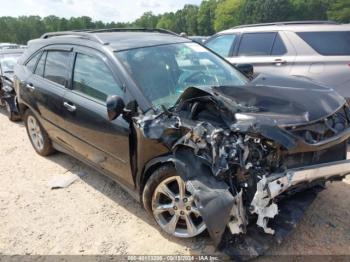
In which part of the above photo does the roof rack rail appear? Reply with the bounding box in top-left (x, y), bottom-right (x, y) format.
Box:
top-left (86, 27), bottom-right (179, 36)
top-left (40, 28), bottom-right (179, 44)
top-left (232, 20), bottom-right (339, 29)
top-left (41, 31), bottom-right (105, 44)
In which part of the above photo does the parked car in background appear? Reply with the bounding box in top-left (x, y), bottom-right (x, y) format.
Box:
top-left (188, 36), bottom-right (209, 44)
top-left (14, 29), bottom-right (350, 259)
top-left (0, 48), bottom-right (24, 120)
top-left (0, 43), bottom-right (20, 50)
top-left (205, 21), bottom-right (350, 100)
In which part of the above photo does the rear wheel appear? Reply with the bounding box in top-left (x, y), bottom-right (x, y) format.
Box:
top-left (142, 165), bottom-right (206, 238)
top-left (24, 109), bottom-right (55, 156)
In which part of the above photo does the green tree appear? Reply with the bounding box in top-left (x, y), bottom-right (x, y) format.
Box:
top-left (156, 13), bottom-right (177, 31)
top-left (181, 5), bottom-right (199, 35)
top-left (43, 15), bottom-right (61, 32)
top-left (214, 0), bottom-right (244, 31)
top-left (197, 0), bottom-right (218, 35)
top-left (134, 12), bottom-right (159, 28)
top-left (289, 0), bottom-right (331, 20)
top-left (240, 0), bottom-right (293, 24)
top-left (328, 0), bottom-right (350, 22)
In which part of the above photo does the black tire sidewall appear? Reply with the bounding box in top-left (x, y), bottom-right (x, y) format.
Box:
top-left (142, 164), bottom-right (177, 216)
top-left (5, 101), bottom-right (20, 122)
top-left (24, 109), bottom-right (54, 156)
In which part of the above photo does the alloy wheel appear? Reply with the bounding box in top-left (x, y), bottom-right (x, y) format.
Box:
top-left (152, 176), bottom-right (206, 238)
top-left (27, 115), bottom-right (44, 151)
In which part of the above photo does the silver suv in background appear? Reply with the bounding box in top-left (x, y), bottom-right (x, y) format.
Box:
top-left (205, 21), bottom-right (350, 99)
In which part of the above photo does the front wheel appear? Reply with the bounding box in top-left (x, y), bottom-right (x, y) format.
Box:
top-left (5, 101), bottom-right (20, 121)
top-left (24, 109), bottom-right (55, 156)
top-left (142, 165), bottom-right (206, 238)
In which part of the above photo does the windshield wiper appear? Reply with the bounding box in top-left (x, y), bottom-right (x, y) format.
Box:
top-left (161, 104), bottom-right (172, 117)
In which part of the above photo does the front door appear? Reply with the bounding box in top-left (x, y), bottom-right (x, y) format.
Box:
top-left (60, 47), bottom-right (133, 187)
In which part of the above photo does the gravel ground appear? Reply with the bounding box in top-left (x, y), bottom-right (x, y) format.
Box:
top-left (0, 108), bottom-right (349, 259)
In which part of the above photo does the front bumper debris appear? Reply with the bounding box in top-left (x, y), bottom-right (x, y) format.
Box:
top-left (221, 186), bottom-right (323, 260)
top-left (250, 160), bottom-right (350, 234)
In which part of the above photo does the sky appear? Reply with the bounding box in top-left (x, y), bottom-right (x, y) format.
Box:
top-left (0, 0), bottom-right (202, 23)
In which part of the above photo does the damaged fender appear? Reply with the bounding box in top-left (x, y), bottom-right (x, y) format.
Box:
top-left (173, 147), bottom-right (235, 246)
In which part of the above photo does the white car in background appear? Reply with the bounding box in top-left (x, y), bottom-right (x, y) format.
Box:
top-left (205, 21), bottom-right (350, 99)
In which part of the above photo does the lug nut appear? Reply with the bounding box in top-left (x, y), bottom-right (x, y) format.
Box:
top-left (186, 206), bottom-right (191, 211)
top-left (180, 211), bottom-right (185, 215)
top-left (173, 206), bottom-right (178, 210)
top-left (183, 198), bottom-right (188, 203)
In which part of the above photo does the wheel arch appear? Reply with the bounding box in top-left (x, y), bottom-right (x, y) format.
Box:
top-left (139, 154), bottom-right (177, 201)
top-left (18, 102), bottom-right (29, 118)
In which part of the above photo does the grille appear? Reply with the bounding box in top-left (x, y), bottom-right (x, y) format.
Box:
top-left (282, 141), bottom-right (347, 169)
top-left (286, 106), bottom-right (350, 144)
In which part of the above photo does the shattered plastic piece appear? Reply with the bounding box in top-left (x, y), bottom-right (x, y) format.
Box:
top-left (228, 190), bottom-right (247, 235)
top-left (250, 176), bottom-right (278, 234)
top-left (220, 187), bottom-right (322, 260)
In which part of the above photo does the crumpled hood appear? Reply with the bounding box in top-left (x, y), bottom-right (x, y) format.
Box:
top-left (178, 74), bottom-right (346, 126)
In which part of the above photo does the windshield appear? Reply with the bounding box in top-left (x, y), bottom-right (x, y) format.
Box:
top-left (0, 53), bottom-right (22, 73)
top-left (115, 42), bottom-right (247, 108)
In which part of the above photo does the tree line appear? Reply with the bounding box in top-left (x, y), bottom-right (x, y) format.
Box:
top-left (0, 0), bottom-right (349, 44)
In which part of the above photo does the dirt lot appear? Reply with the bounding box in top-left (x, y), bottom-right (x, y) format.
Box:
top-left (0, 108), bottom-right (349, 258)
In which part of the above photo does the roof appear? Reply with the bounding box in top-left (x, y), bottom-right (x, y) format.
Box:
top-left (37, 29), bottom-right (190, 51)
top-left (220, 21), bottom-right (350, 34)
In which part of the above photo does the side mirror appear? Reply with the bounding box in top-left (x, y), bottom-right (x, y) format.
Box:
top-left (106, 95), bottom-right (125, 121)
top-left (236, 64), bottom-right (254, 79)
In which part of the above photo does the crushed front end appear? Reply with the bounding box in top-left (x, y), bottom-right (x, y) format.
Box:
top-left (135, 75), bottom-right (350, 258)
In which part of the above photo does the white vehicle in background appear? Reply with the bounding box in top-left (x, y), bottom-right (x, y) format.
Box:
top-left (0, 43), bottom-right (20, 50)
top-left (205, 21), bottom-right (350, 100)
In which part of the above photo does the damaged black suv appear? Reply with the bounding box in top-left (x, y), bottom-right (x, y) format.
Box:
top-left (14, 29), bottom-right (350, 258)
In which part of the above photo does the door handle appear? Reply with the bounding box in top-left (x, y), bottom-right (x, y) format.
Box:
top-left (63, 102), bottom-right (76, 112)
top-left (25, 83), bottom-right (35, 92)
top-left (274, 59), bottom-right (287, 66)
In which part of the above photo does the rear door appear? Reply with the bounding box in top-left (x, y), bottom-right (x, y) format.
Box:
top-left (60, 46), bottom-right (133, 187)
top-left (227, 32), bottom-right (296, 75)
top-left (290, 31), bottom-right (350, 98)
top-left (18, 47), bottom-right (72, 139)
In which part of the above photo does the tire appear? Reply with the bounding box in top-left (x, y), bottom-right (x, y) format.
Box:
top-left (24, 109), bottom-right (55, 156)
top-left (142, 164), bottom-right (206, 238)
top-left (5, 101), bottom-right (21, 122)
top-left (142, 164), bottom-right (177, 215)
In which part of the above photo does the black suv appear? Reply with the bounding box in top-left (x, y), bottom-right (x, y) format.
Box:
top-left (14, 29), bottom-right (350, 258)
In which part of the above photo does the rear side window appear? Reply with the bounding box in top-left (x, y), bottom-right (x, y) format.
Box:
top-left (271, 34), bottom-right (287, 56)
top-left (44, 51), bottom-right (70, 86)
top-left (25, 52), bottom-right (41, 72)
top-left (72, 53), bottom-right (123, 102)
top-left (297, 31), bottom-right (350, 56)
top-left (205, 34), bottom-right (236, 57)
top-left (34, 52), bottom-right (46, 76)
top-left (238, 32), bottom-right (276, 56)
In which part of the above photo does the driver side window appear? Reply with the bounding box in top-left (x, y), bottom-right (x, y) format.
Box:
top-left (72, 53), bottom-right (123, 102)
top-left (205, 34), bottom-right (236, 57)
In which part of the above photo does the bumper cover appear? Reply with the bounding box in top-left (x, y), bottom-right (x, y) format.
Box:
top-left (250, 160), bottom-right (350, 234)
top-left (268, 159), bottom-right (350, 198)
